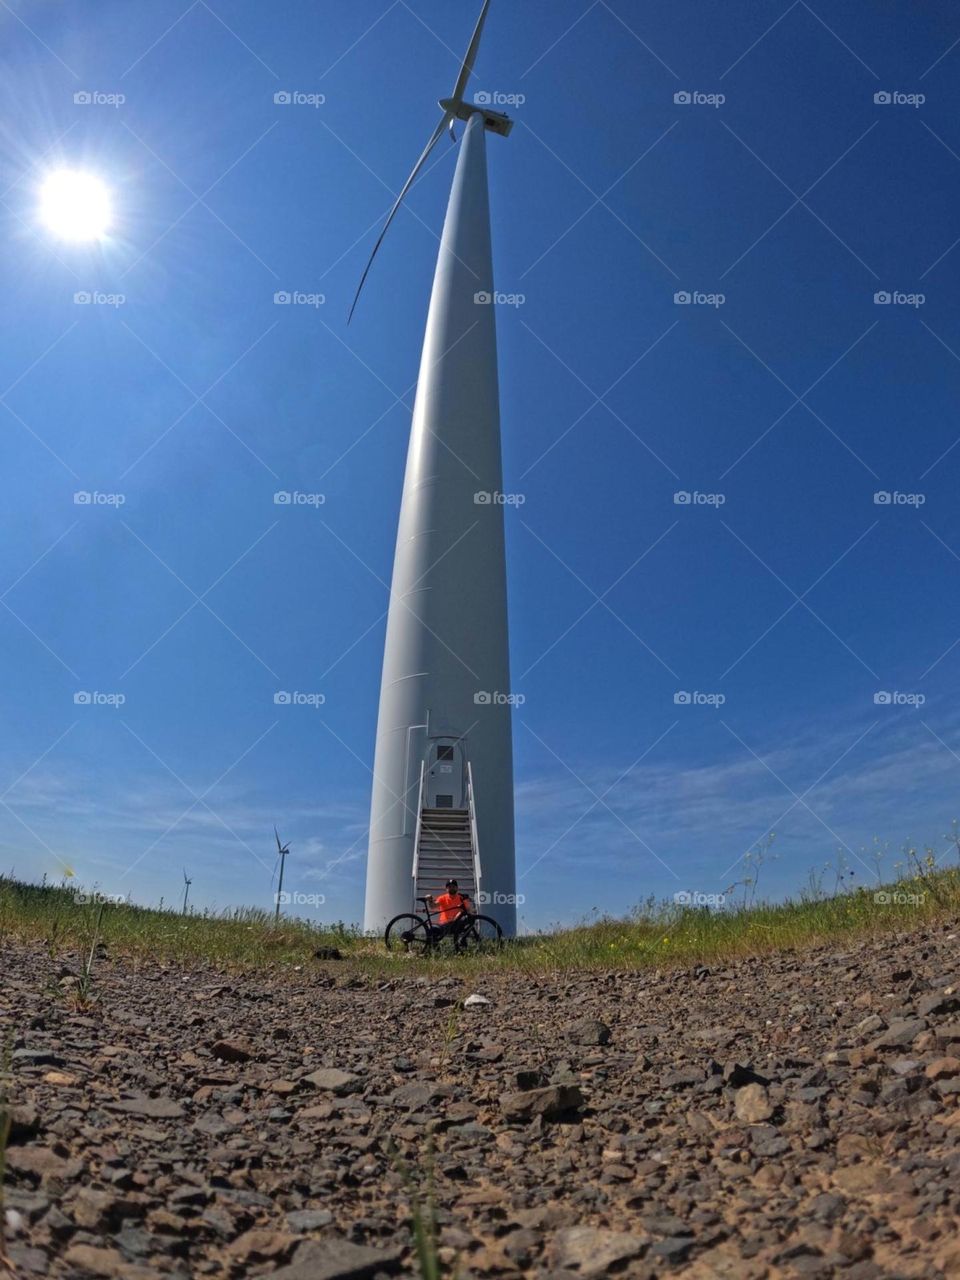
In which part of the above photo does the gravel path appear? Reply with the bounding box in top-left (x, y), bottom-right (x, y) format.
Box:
top-left (3, 922), bottom-right (960, 1278)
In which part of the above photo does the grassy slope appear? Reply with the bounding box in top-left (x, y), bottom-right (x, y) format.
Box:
top-left (2, 867), bottom-right (959, 975)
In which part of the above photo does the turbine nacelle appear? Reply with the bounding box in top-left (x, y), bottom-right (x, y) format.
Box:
top-left (348, 0), bottom-right (506, 322)
top-left (438, 99), bottom-right (513, 137)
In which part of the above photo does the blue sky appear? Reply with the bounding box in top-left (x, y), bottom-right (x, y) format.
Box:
top-left (2, 0), bottom-right (960, 930)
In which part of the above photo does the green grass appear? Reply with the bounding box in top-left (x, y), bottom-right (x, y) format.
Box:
top-left (2, 859), bottom-right (959, 976)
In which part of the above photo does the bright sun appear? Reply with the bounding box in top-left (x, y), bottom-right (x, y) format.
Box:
top-left (39, 169), bottom-right (112, 241)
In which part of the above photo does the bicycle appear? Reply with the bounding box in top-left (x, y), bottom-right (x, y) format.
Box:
top-left (384, 896), bottom-right (504, 954)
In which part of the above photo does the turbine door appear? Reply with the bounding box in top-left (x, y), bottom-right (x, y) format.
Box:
top-left (424, 738), bottom-right (464, 808)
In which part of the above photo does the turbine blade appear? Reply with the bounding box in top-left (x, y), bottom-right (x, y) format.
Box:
top-left (348, 114), bottom-right (449, 323)
top-left (274, 824), bottom-right (282, 853)
top-left (450, 0), bottom-right (492, 106)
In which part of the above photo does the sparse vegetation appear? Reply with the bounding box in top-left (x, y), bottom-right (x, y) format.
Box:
top-left (1, 858), bottom-right (959, 977)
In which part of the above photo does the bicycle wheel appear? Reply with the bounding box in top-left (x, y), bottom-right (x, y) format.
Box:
top-left (384, 913), bottom-right (432, 954)
top-left (456, 913), bottom-right (503, 953)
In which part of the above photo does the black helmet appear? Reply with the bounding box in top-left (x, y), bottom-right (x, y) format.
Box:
top-left (445, 878), bottom-right (458, 889)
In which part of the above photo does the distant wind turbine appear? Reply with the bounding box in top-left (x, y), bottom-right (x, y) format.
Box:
top-left (181, 868), bottom-right (192, 915)
top-left (273, 826), bottom-right (291, 924)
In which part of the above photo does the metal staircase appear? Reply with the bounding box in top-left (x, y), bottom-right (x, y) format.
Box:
top-left (411, 762), bottom-right (482, 909)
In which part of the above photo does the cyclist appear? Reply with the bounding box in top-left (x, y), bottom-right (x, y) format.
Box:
top-left (427, 879), bottom-right (472, 942)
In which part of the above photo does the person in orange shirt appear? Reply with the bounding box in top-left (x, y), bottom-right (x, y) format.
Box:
top-left (427, 879), bottom-right (472, 941)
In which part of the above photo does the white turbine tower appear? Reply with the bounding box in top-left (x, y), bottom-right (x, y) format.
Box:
top-left (355, 0), bottom-right (517, 935)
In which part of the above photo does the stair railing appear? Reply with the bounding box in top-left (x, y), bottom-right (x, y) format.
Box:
top-left (466, 761), bottom-right (482, 906)
top-left (410, 760), bottom-right (426, 909)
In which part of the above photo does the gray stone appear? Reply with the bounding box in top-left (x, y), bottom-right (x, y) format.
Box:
top-left (271, 1237), bottom-right (403, 1280)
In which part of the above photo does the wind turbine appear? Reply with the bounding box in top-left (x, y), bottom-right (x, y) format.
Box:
top-left (181, 868), bottom-right (192, 915)
top-left (273, 826), bottom-right (291, 924)
top-left (357, 0), bottom-right (517, 936)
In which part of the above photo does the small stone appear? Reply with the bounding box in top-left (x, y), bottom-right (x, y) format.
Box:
top-left (271, 1237), bottom-right (403, 1279)
top-left (926, 1056), bottom-right (960, 1080)
top-left (555, 1226), bottom-right (646, 1276)
top-left (567, 1018), bottom-right (611, 1046)
top-left (735, 1083), bottom-right (774, 1123)
top-left (226, 1230), bottom-right (298, 1265)
top-left (287, 1209), bottom-right (334, 1232)
top-left (500, 1083), bottom-right (584, 1121)
top-left (210, 1038), bottom-right (254, 1063)
top-left (62, 1244), bottom-right (128, 1276)
top-left (302, 1068), bottom-right (360, 1095)
top-left (464, 994), bottom-right (491, 1007)
top-left (871, 1018), bottom-right (926, 1049)
top-left (41, 1070), bottom-right (77, 1086)
top-left (105, 1093), bottom-right (185, 1119)
top-left (918, 992), bottom-right (960, 1017)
